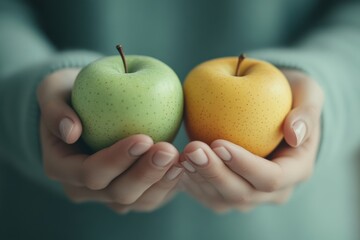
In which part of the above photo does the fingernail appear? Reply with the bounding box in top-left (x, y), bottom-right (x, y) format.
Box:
top-left (292, 121), bottom-right (306, 146)
top-left (186, 148), bottom-right (208, 166)
top-left (213, 147), bottom-right (232, 161)
top-left (152, 151), bottom-right (176, 167)
top-left (129, 142), bottom-right (152, 156)
top-left (165, 166), bottom-right (183, 181)
top-left (59, 118), bottom-right (74, 142)
top-left (181, 161), bottom-right (196, 172)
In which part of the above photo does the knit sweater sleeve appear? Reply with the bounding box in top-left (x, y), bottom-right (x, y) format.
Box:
top-left (249, 1), bottom-right (360, 163)
top-left (0, 0), bottom-right (102, 193)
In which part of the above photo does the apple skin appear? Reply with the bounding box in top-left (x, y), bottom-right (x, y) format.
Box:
top-left (184, 57), bottom-right (292, 157)
top-left (72, 55), bottom-right (183, 151)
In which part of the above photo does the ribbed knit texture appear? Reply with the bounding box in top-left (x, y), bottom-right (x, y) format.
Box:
top-left (0, 0), bottom-right (359, 239)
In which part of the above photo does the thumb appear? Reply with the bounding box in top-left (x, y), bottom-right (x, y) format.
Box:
top-left (42, 99), bottom-right (82, 144)
top-left (37, 68), bottom-right (82, 144)
top-left (281, 70), bottom-right (324, 148)
top-left (283, 106), bottom-right (320, 148)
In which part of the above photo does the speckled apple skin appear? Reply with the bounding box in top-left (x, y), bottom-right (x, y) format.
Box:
top-left (184, 57), bottom-right (292, 157)
top-left (72, 55), bottom-right (183, 151)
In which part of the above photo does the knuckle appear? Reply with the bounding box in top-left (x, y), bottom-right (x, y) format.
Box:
top-left (311, 80), bottom-right (325, 102)
top-left (134, 167), bottom-right (163, 185)
top-left (228, 193), bottom-right (250, 205)
top-left (262, 175), bottom-right (282, 192)
top-left (109, 190), bottom-right (137, 205)
top-left (155, 180), bottom-right (174, 192)
top-left (304, 105), bottom-right (318, 116)
top-left (81, 169), bottom-right (105, 190)
top-left (191, 175), bottom-right (208, 185)
top-left (41, 100), bottom-right (57, 115)
top-left (303, 105), bottom-right (321, 125)
top-left (201, 170), bottom-right (224, 183)
top-left (237, 196), bottom-right (250, 205)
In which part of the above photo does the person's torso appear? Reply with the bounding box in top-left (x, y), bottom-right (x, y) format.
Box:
top-left (30, 0), bottom-right (329, 79)
top-left (3, 1), bottom-right (358, 240)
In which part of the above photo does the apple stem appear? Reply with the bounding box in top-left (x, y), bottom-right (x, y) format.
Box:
top-left (235, 54), bottom-right (246, 76)
top-left (116, 44), bottom-right (128, 73)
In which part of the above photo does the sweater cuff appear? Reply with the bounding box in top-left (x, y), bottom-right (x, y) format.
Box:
top-left (46, 50), bottom-right (104, 76)
top-left (248, 48), bottom-right (322, 80)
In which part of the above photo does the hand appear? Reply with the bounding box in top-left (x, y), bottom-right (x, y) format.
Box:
top-left (37, 68), bottom-right (184, 214)
top-left (179, 69), bottom-right (324, 213)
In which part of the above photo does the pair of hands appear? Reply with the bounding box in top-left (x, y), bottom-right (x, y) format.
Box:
top-left (37, 67), bottom-right (323, 214)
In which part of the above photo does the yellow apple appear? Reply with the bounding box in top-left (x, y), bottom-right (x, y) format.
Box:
top-left (183, 55), bottom-right (292, 157)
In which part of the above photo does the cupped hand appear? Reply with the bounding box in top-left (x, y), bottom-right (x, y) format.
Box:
top-left (37, 68), bottom-right (184, 214)
top-left (179, 69), bottom-right (324, 213)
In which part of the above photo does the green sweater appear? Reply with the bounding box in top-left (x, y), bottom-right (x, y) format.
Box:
top-left (1, 0), bottom-right (359, 239)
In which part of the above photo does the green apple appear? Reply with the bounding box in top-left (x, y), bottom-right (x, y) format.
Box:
top-left (71, 45), bottom-right (183, 151)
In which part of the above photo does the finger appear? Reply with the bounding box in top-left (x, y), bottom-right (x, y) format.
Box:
top-left (283, 106), bottom-right (321, 148)
top-left (282, 74), bottom-right (324, 147)
top-left (63, 161), bottom-right (182, 207)
top-left (272, 126), bottom-right (320, 185)
top-left (64, 164), bottom-right (181, 207)
top-left (211, 140), bottom-right (283, 192)
top-left (231, 188), bottom-right (292, 211)
top-left (271, 188), bottom-right (293, 205)
top-left (234, 204), bottom-right (255, 213)
top-left (41, 119), bottom-right (87, 186)
top-left (63, 184), bottom-right (112, 203)
top-left (82, 134), bottom-right (153, 190)
top-left (107, 203), bottom-right (131, 215)
top-left (42, 125), bottom-right (152, 187)
top-left (106, 142), bottom-right (178, 205)
top-left (108, 188), bottom-right (180, 214)
top-left (179, 173), bottom-right (208, 201)
top-left (180, 154), bottom-right (223, 201)
top-left (181, 141), bottom-right (254, 205)
top-left (212, 127), bottom-right (320, 192)
top-left (37, 68), bottom-right (82, 144)
top-left (180, 174), bottom-right (230, 213)
top-left (130, 166), bottom-right (183, 212)
top-left (241, 187), bottom-right (293, 206)
top-left (131, 182), bottom-right (181, 212)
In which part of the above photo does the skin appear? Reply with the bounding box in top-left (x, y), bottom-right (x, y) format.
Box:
top-left (180, 69), bottom-right (324, 212)
top-left (37, 68), bottom-right (184, 213)
top-left (72, 56), bottom-right (183, 151)
top-left (183, 57), bottom-right (293, 157)
top-left (37, 67), bottom-right (323, 213)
